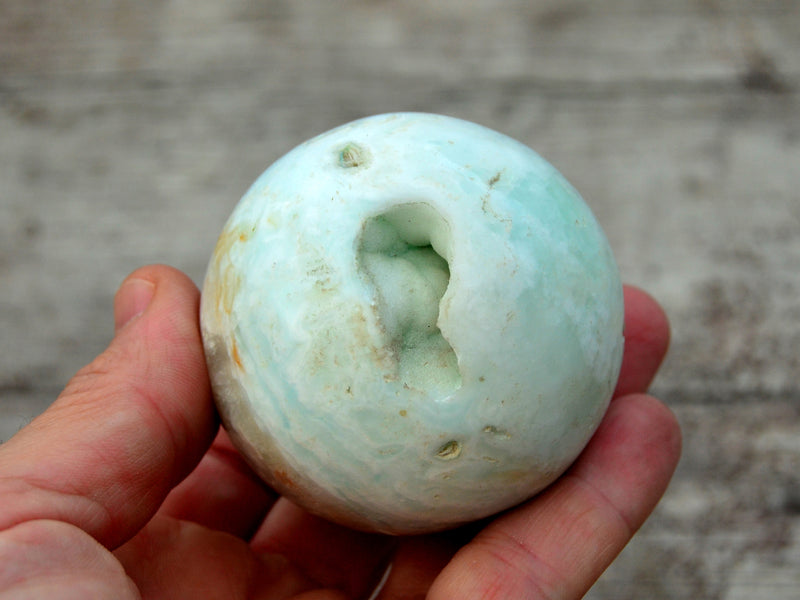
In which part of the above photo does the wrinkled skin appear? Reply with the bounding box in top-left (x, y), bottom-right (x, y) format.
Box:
top-left (0, 264), bottom-right (680, 599)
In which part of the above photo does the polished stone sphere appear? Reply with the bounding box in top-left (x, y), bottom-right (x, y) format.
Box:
top-left (200, 113), bottom-right (624, 534)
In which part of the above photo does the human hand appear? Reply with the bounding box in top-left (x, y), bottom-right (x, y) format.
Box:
top-left (0, 265), bottom-right (680, 599)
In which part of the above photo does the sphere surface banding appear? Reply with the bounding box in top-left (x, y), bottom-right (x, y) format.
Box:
top-left (200, 112), bottom-right (624, 534)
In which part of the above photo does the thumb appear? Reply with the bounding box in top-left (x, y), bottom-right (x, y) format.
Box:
top-left (0, 265), bottom-right (218, 549)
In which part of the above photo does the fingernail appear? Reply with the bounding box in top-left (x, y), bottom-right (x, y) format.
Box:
top-left (114, 278), bottom-right (156, 332)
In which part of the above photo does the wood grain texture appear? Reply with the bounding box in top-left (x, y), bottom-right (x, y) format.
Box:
top-left (2, 1), bottom-right (799, 597)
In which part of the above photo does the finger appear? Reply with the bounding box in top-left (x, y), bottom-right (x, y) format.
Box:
top-left (614, 285), bottom-right (671, 398)
top-left (0, 520), bottom-right (139, 599)
top-left (0, 265), bottom-right (217, 549)
top-left (428, 394), bottom-right (682, 600)
top-left (158, 429), bottom-right (278, 538)
top-left (114, 515), bottom-right (324, 600)
top-left (251, 499), bottom-right (397, 599)
top-left (371, 535), bottom-right (459, 599)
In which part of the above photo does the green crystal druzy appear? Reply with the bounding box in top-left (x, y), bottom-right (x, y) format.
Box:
top-left (201, 113), bottom-right (624, 534)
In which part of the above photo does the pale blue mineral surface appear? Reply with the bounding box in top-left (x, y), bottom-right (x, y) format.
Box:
top-left (201, 112), bottom-right (624, 534)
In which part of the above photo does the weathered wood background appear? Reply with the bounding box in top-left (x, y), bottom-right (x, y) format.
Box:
top-left (2, 1), bottom-right (799, 597)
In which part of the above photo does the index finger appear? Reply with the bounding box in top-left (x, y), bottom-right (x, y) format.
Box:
top-left (614, 285), bottom-right (671, 398)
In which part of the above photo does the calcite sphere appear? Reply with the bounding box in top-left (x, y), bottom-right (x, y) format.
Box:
top-left (200, 113), bottom-right (624, 535)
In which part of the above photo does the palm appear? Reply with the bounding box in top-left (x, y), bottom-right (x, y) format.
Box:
top-left (106, 428), bottom-right (461, 599)
top-left (112, 431), bottom-right (399, 599)
top-left (115, 513), bottom-right (370, 599)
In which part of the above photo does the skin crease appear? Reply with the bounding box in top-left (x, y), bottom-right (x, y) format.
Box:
top-left (0, 265), bottom-right (681, 600)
